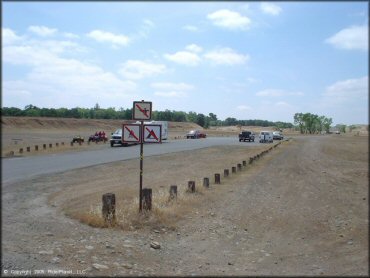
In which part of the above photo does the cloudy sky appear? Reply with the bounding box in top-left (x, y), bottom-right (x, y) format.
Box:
top-left (2, 2), bottom-right (368, 125)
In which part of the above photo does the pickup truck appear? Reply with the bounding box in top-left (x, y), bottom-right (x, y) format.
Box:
top-left (238, 131), bottom-right (255, 142)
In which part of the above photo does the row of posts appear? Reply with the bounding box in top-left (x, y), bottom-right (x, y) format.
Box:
top-left (102, 141), bottom-right (284, 225)
top-left (15, 140), bottom-right (98, 154)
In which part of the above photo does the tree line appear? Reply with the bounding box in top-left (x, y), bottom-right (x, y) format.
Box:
top-left (294, 112), bottom-right (333, 134)
top-left (1, 104), bottom-right (293, 129)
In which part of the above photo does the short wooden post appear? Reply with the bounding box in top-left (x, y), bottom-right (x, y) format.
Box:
top-left (237, 163), bottom-right (242, 171)
top-left (61, 142), bottom-right (65, 146)
top-left (188, 181), bottom-right (195, 192)
top-left (56, 143), bottom-right (59, 147)
top-left (43, 144), bottom-right (47, 150)
top-left (169, 185), bottom-right (177, 200)
top-left (232, 166), bottom-right (236, 173)
top-left (35, 145), bottom-right (39, 151)
top-left (203, 177), bottom-right (209, 188)
top-left (70, 142), bottom-right (74, 146)
top-left (249, 157), bottom-right (253, 164)
top-left (224, 169), bottom-right (229, 177)
top-left (142, 188), bottom-right (152, 211)
top-left (19, 148), bottom-right (23, 154)
top-left (215, 173), bottom-right (221, 184)
top-left (243, 160), bottom-right (246, 166)
top-left (102, 193), bottom-right (116, 225)
top-left (26, 147), bottom-right (30, 152)
top-left (49, 143), bottom-right (52, 148)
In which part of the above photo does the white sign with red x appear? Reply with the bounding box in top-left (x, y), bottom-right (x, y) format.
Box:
top-left (122, 124), bottom-right (141, 143)
top-left (143, 124), bottom-right (162, 143)
top-left (133, 101), bottom-right (152, 120)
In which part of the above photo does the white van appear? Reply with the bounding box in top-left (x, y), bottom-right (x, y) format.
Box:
top-left (259, 131), bottom-right (273, 143)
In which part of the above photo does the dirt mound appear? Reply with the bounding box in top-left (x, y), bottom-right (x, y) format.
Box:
top-left (1, 116), bottom-right (202, 132)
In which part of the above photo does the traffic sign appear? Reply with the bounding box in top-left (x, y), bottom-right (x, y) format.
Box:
top-left (143, 124), bottom-right (162, 143)
top-left (133, 101), bottom-right (152, 120)
top-left (122, 124), bottom-right (141, 143)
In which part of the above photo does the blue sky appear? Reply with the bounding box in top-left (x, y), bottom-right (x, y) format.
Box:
top-left (2, 2), bottom-right (368, 125)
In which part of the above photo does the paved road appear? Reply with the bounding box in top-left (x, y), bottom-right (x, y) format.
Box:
top-left (2, 137), bottom-right (260, 185)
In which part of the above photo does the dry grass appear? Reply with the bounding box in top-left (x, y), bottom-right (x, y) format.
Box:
top-left (49, 142), bottom-right (286, 231)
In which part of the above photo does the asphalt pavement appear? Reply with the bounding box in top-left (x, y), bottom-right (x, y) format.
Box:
top-left (2, 137), bottom-right (260, 186)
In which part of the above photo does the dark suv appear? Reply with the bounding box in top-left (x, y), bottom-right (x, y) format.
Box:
top-left (239, 131), bottom-right (255, 142)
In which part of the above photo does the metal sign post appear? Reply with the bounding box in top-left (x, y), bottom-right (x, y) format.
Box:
top-left (139, 120), bottom-right (144, 212)
top-left (131, 100), bottom-right (161, 212)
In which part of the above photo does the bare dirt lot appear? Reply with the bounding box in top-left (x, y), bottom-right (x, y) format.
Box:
top-left (1, 117), bottom-right (369, 276)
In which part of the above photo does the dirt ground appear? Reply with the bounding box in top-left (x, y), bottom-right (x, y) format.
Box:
top-left (1, 132), bottom-right (368, 276)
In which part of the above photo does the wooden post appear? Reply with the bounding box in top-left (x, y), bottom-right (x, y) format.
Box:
top-left (142, 188), bottom-right (152, 211)
top-left (49, 143), bottom-right (52, 148)
top-left (232, 166), bottom-right (236, 173)
top-left (249, 157), bottom-right (253, 164)
top-left (70, 142), bottom-right (74, 147)
top-left (26, 147), bottom-right (30, 152)
top-left (243, 160), bottom-right (246, 166)
top-left (203, 177), bottom-right (209, 188)
top-left (19, 148), bottom-right (23, 154)
top-left (224, 169), bottom-right (229, 177)
top-left (35, 145), bottom-right (39, 151)
top-left (215, 173), bottom-right (221, 184)
top-left (237, 163), bottom-right (242, 171)
top-left (188, 181), bottom-right (195, 193)
top-left (102, 193), bottom-right (116, 225)
top-left (56, 143), bottom-right (59, 147)
top-left (169, 185), bottom-right (177, 200)
top-left (61, 142), bottom-right (65, 146)
top-left (43, 144), bottom-right (47, 150)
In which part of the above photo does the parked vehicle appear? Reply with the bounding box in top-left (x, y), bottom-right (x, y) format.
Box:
top-left (239, 131), bottom-right (255, 142)
top-left (272, 131), bottom-right (283, 140)
top-left (259, 131), bottom-right (273, 143)
top-left (110, 129), bottom-right (127, 147)
top-left (71, 135), bottom-right (84, 143)
top-left (186, 130), bottom-right (206, 139)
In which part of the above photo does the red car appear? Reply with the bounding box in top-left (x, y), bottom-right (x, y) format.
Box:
top-left (186, 130), bottom-right (207, 139)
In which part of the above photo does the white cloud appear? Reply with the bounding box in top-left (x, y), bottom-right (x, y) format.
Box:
top-left (164, 51), bottom-right (201, 66)
top-left (3, 31), bottom-right (138, 108)
top-left (324, 76), bottom-right (368, 101)
top-left (151, 82), bottom-right (194, 91)
top-left (118, 60), bottom-right (166, 80)
top-left (183, 25), bottom-right (199, 32)
top-left (260, 3), bottom-right (282, 16)
top-left (256, 89), bottom-right (304, 97)
top-left (2, 28), bottom-right (23, 45)
top-left (325, 25), bottom-right (368, 51)
top-left (86, 30), bottom-right (130, 47)
top-left (237, 105), bottom-right (252, 111)
top-left (203, 48), bottom-right (249, 65)
top-left (185, 44), bottom-right (203, 53)
top-left (207, 9), bottom-right (251, 30)
top-left (28, 25), bottom-right (57, 36)
top-left (275, 101), bottom-right (290, 107)
top-left (154, 91), bottom-right (187, 98)
top-left (63, 32), bottom-right (79, 39)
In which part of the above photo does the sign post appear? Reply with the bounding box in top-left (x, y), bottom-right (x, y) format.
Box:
top-left (132, 100), bottom-right (160, 212)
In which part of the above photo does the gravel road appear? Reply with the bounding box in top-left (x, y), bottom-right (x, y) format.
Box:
top-left (1, 135), bottom-right (368, 276)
